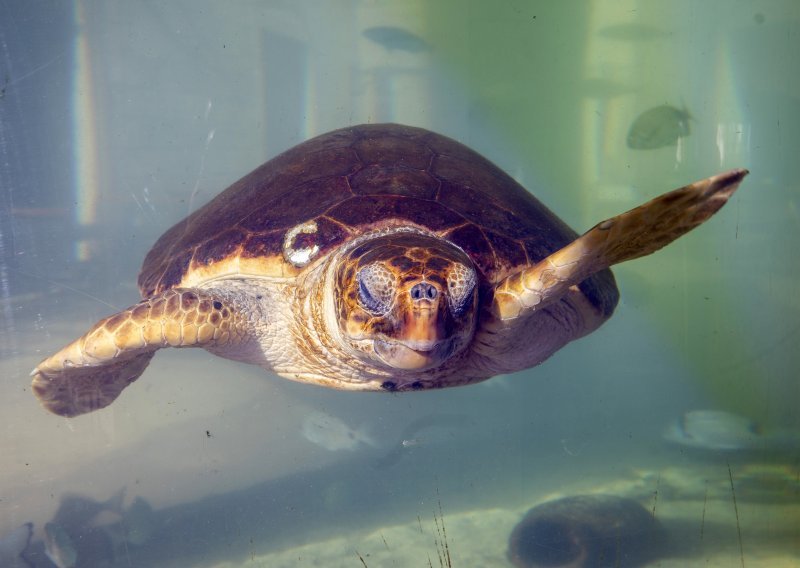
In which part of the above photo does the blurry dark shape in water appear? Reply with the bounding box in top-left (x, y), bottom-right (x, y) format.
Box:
top-left (627, 104), bottom-right (691, 150)
top-left (38, 489), bottom-right (156, 567)
top-left (507, 494), bottom-right (667, 568)
top-left (598, 23), bottom-right (671, 41)
top-left (0, 523), bottom-right (33, 567)
top-left (363, 26), bottom-right (431, 53)
top-left (373, 413), bottom-right (473, 469)
top-left (43, 523), bottom-right (78, 568)
top-left (753, 13), bottom-right (765, 24)
top-left (663, 409), bottom-right (800, 452)
top-left (122, 496), bottom-right (159, 546)
top-left (50, 489), bottom-right (125, 529)
top-left (301, 409), bottom-right (378, 451)
top-left (42, 490), bottom-right (123, 568)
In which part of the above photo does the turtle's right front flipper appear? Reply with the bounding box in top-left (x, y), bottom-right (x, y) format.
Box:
top-left (31, 288), bottom-right (236, 417)
top-left (491, 168), bottom-right (748, 320)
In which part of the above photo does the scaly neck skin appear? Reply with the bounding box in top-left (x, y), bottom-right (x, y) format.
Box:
top-left (199, 279), bottom-right (281, 367)
top-left (302, 255), bottom-right (393, 387)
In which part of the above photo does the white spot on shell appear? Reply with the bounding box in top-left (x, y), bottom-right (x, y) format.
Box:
top-left (283, 221), bottom-right (320, 267)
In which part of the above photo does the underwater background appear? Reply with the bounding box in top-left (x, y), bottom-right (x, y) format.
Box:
top-left (0, 0), bottom-right (798, 566)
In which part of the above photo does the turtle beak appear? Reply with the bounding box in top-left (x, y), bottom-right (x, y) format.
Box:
top-left (374, 339), bottom-right (450, 370)
top-left (374, 281), bottom-right (451, 370)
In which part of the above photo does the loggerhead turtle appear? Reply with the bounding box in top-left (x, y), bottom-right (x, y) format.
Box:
top-left (31, 124), bottom-right (747, 417)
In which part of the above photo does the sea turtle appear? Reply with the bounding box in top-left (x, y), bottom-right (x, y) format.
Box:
top-left (31, 124), bottom-right (747, 417)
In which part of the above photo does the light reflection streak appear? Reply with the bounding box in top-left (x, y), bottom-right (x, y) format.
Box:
top-left (72, 0), bottom-right (99, 261)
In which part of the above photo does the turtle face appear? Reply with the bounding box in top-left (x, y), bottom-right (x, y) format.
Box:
top-left (334, 233), bottom-right (478, 372)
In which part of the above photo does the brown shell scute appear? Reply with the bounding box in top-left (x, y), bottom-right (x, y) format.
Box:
top-left (326, 196), bottom-right (462, 230)
top-left (350, 166), bottom-right (438, 199)
top-left (194, 229), bottom-right (247, 266)
top-left (352, 133), bottom-right (434, 168)
top-left (138, 123), bottom-right (617, 318)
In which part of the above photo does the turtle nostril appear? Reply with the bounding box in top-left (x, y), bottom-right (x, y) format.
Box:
top-left (410, 282), bottom-right (438, 301)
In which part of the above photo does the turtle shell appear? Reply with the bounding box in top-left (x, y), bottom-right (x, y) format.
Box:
top-left (139, 123), bottom-right (618, 316)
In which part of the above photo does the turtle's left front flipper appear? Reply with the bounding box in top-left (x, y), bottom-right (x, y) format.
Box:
top-left (31, 288), bottom-right (237, 417)
top-left (492, 168), bottom-right (748, 320)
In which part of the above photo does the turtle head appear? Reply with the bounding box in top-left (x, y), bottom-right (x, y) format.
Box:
top-left (333, 232), bottom-right (478, 372)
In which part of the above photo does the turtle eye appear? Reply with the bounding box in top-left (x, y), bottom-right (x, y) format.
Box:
top-left (447, 264), bottom-right (477, 316)
top-left (356, 263), bottom-right (396, 315)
